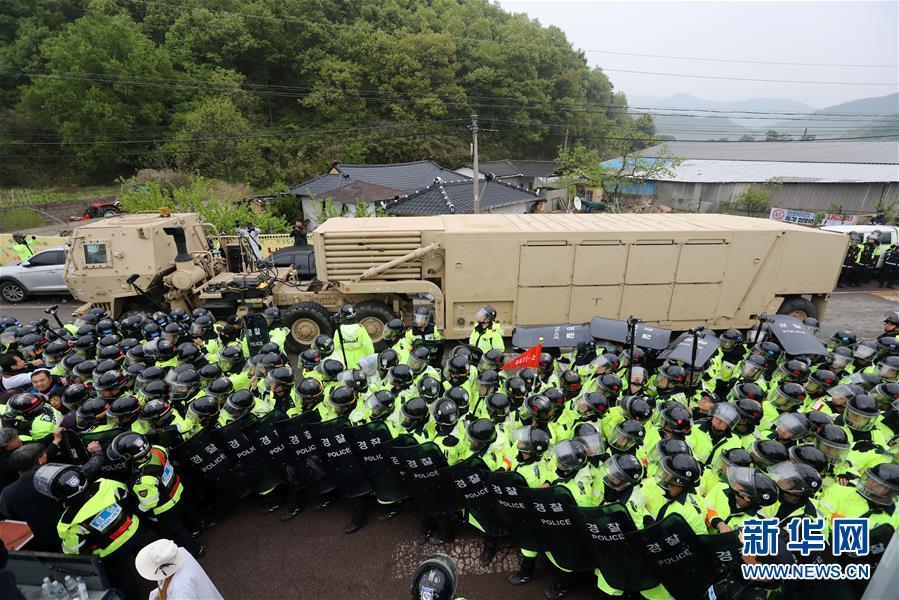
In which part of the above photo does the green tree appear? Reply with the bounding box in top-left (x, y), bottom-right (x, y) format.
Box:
top-left (600, 127), bottom-right (683, 211)
top-left (161, 95), bottom-right (267, 184)
top-left (734, 187), bottom-right (771, 217)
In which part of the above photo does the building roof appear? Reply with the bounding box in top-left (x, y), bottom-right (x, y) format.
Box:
top-left (465, 159), bottom-right (559, 178)
top-left (288, 160), bottom-right (464, 198)
top-left (287, 173), bottom-right (343, 197)
top-left (640, 140), bottom-right (898, 164)
top-left (651, 159), bottom-right (899, 184)
top-left (383, 178), bottom-right (540, 215)
top-left (311, 180), bottom-right (402, 203)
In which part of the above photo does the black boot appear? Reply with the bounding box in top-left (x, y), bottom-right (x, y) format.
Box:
top-left (508, 556), bottom-right (536, 585)
top-left (378, 501), bottom-right (400, 521)
top-left (479, 536), bottom-right (498, 566)
top-left (545, 570), bottom-right (575, 599)
top-left (344, 497), bottom-right (368, 534)
top-left (418, 516), bottom-right (436, 545)
top-left (280, 487), bottom-right (305, 522)
top-left (259, 490), bottom-right (282, 514)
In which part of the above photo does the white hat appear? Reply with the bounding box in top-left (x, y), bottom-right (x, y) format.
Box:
top-left (135, 539), bottom-right (185, 581)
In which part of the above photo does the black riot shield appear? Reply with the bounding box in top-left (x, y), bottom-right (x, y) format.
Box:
top-left (214, 416), bottom-right (283, 494)
top-left (60, 429), bottom-right (89, 465)
top-left (488, 470), bottom-right (541, 552)
top-left (171, 428), bottom-right (251, 505)
top-left (389, 441), bottom-right (460, 516)
top-left (590, 317), bottom-right (671, 350)
top-left (412, 338), bottom-right (447, 368)
top-left (242, 313), bottom-right (270, 357)
top-left (660, 331), bottom-right (721, 367)
top-left (512, 324), bottom-right (593, 350)
top-left (527, 485), bottom-right (593, 572)
top-left (82, 427), bottom-right (130, 482)
top-left (241, 410), bottom-right (293, 478)
top-left (766, 314), bottom-right (828, 356)
top-left (275, 416), bottom-right (335, 496)
top-left (440, 456), bottom-right (508, 537)
top-left (345, 422), bottom-right (409, 503)
top-left (306, 417), bottom-right (372, 499)
top-left (581, 503), bottom-right (659, 592)
top-left (628, 513), bottom-right (715, 600)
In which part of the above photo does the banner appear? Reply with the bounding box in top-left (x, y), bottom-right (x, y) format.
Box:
top-left (768, 207), bottom-right (816, 226)
top-left (821, 214), bottom-right (857, 227)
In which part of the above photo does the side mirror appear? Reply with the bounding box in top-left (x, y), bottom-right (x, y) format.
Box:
top-left (19, 261), bottom-right (31, 268)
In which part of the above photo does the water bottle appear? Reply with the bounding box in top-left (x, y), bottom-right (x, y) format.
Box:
top-left (76, 577), bottom-right (89, 600)
top-left (41, 578), bottom-right (51, 599)
top-left (49, 578), bottom-right (68, 599)
top-left (65, 575), bottom-right (78, 597)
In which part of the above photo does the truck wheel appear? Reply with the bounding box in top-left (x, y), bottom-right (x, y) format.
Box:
top-left (777, 297), bottom-right (817, 321)
top-left (283, 302), bottom-right (333, 352)
top-left (354, 300), bottom-right (396, 345)
top-left (0, 280), bottom-right (27, 303)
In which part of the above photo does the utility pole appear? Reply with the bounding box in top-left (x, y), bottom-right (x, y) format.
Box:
top-left (563, 126), bottom-right (569, 150)
top-left (470, 114), bottom-right (480, 214)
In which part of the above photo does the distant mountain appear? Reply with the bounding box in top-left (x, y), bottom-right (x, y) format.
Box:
top-left (628, 93), bottom-right (898, 141)
top-left (768, 92), bottom-right (899, 140)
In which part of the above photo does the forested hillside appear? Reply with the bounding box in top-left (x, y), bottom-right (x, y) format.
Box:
top-left (0, 0), bottom-right (647, 187)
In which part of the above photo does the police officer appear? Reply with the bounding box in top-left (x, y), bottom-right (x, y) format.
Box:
top-left (383, 319), bottom-right (412, 365)
top-left (468, 305), bottom-right (504, 354)
top-left (262, 307), bottom-right (289, 350)
top-left (506, 425), bottom-right (551, 586)
top-left (4, 393), bottom-right (61, 443)
top-left (406, 306), bottom-right (442, 347)
top-left (704, 466), bottom-right (778, 532)
top-left (35, 456), bottom-right (154, 600)
top-left (107, 431), bottom-right (202, 557)
top-left (331, 305), bottom-right (375, 369)
top-left (11, 233), bottom-right (34, 261)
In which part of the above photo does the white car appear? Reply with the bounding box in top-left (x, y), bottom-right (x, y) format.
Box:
top-left (0, 245), bottom-right (70, 303)
top-left (819, 225), bottom-right (898, 268)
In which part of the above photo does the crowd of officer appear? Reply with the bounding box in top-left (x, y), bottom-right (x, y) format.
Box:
top-left (838, 231), bottom-right (899, 288)
top-left (0, 303), bottom-right (898, 600)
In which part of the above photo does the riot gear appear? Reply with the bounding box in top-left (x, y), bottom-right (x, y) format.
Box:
top-left (365, 390), bottom-right (396, 421)
top-left (505, 376), bottom-right (527, 408)
top-left (167, 369), bottom-right (200, 403)
top-left (434, 398), bottom-right (459, 431)
top-left (771, 382), bottom-right (807, 410)
top-left (599, 454), bottom-right (643, 491)
top-left (141, 380), bottom-right (169, 403)
top-left (608, 420), bottom-right (645, 452)
top-left (7, 393), bottom-right (45, 417)
top-left (553, 439), bottom-right (587, 474)
top-left (218, 345), bottom-right (245, 374)
top-left (720, 329), bottom-right (743, 352)
top-left (769, 461), bottom-right (821, 500)
top-left (327, 386), bottom-right (356, 414)
top-left (297, 379), bottom-right (324, 407)
top-left (659, 403), bottom-right (692, 436)
top-left (417, 376), bottom-right (442, 404)
top-left (139, 400), bottom-right (175, 426)
top-left (750, 440), bottom-right (788, 470)
top-left (486, 393), bottom-right (511, 421)
top-left (476, 370), bottom-right (499, 398)
top-left (857, 463), bottom-right (899, 505)
top-left (446, 356), bottom-right (470, 386)
top-left (788, 444), bottom-right (829, 474)
top-left (107, 396), bottom-right (141, 425)
top-left (320, 359), bottom-right (345, 382)
top-left (831, 329), bottom-right (858, 347)
top-left (559, 370), bottom-right (582, 400)
top-left (388, 364), bottom-right (414, 390)
top-left (465, 418), bottom-right (497, 451)
top-left (75, 398), bottom-right (109, 430)
top-left (337, 304), bottom-right (358, 324)
top-left (619, 395), bottom-right (653, 422)
top-left (206, 378), bottom-right (234, 405)
top-left (512, 425), bottom-right (550, 458)
top-left (383, 319), bottom-right (405, 343)
top-left (657, 454), bottom-right (701, 490)
top-left (844, 394), bottom-right (879, 431)
top-left (480, 349), bottom-right (505, 373)
top-left (378, 348), bottom-right (400, 377)
top-left (727, 467), bottom-right (778, 507)
top-left (409, 346), bottom-right (431, 374)
top-left (188, 396), bottom-right (221, 426)
top-left (400, 397), bottom-right (430, 429)
top-left (300, 348), bottom-right (322, 370)
top-left (522, 395), bottom-right (553, 424)
top-left (33, 464), bottom-right (89, 501)
top-left (62, 384), bottom-right (90, 411)
top-left (313, 334), bottom-right (334, 358)
top-left (573, 392), bottom-right (609, 420)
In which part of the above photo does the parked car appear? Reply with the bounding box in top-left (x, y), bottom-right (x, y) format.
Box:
top-left (0, 245), bottom-right (70, 303)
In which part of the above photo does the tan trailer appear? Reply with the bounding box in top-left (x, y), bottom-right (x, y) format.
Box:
top-left (64, 211), bottom-right (848, 351)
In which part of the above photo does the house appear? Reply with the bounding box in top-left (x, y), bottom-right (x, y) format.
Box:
top-left (287, 160), bottom-right (464, 226)
top-left (455, 159), bottom-right (566, 210)
top-left (381, 177), bottom-right (540, 216)
top-left (601, 140), bottom-right (899, 214)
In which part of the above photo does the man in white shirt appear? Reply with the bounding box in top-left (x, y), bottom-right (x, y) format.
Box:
top-left (136, 539), bottom-right (223, 600)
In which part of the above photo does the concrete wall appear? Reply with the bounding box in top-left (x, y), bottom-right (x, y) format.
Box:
top-left (653, 181), bottom-right (899, 214)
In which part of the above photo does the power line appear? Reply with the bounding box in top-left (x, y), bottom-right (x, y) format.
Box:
top-left (577, 49), bottom-right (897, 69)
top-left (601, 68), bottom-right (897, 86)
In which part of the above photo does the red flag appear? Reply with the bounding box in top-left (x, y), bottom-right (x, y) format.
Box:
top-left (501, 342), bottom-right (542, 371)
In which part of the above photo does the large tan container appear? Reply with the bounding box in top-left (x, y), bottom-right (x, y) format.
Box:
top-left (313, 213), bottom-right (848, 339)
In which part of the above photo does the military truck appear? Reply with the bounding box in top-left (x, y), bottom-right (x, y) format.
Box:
top-left (64, 211), bottom-right (848, 351)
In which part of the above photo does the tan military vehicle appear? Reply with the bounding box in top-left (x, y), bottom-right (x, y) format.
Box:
top-left (65, 211), bottom-right (848, 351)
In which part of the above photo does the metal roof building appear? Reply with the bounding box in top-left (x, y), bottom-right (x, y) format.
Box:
top-left (615, 141), bottom-right (899, 214)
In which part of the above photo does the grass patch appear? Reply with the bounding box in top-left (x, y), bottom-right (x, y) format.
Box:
top-left (0, 185), bottom-right (119, 208)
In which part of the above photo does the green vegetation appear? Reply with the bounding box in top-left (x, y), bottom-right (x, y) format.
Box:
top-left (0, 185), bottom-right (119, 208)
top-left (734, 187), bottom-right (772, 217)
top-left (118, 176), bottom-right (289, 233)
top-left (0, 208), bottom-right (44, 230)
top-left (1, 0), bottom-right (646, 188)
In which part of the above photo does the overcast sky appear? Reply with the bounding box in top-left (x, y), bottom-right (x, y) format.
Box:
top-left (497, 1), bottom-right (898, 109)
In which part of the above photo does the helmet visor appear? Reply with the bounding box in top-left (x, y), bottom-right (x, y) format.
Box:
top-left (877, 361), bottom-right (899, 379)
top-left (826, 384), bottom-right (854, 408)
top-left (857, 470), bottom-right (899, 505)
top-left (710, 402), bottom-right (740, 429)
top-left (814, 433), bottom-right (849, 461)
top-left (552, 441), bottom-right (586, 472)
top-left (189, 322), bottom-right (205, 337)
top-left (741, 360), bottom-right (763, 380)
top-left (358, 355), bottom-right (378, 379)
top-left (575, 430), bottom-right (605, 457)
top-left (608, 423), bottom-right (640, 451)
top-left (854, 345), bottom-right (877, 361)
top-left (413, 313), bottom-right (428, 328)
top-left (657, 459), bottom-right (696, 491)
top-left (771, 387), bottom-right (804, 409)
top-left (768, 461), bottom-right (816, 495)
top-left (775, 412), bottom-right (810, 440)
top-left (475, 308), bottom-right (490, 324)
top-left (844, 403), bottom-right (878, 431)
top-left (599, 456), bottom-right (641, 491)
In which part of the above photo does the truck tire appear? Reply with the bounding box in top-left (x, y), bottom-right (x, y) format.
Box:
top-left (283, 302), bottom-right (333, 353)
top-left (777, 297), bottom-right (817, 321)
top-left (354, 300), bottom-right (396, 346)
